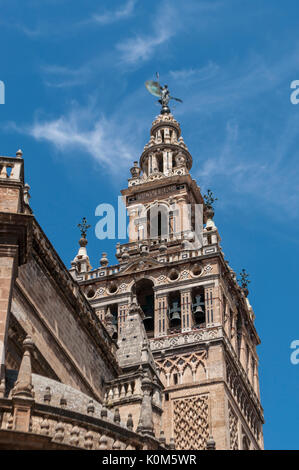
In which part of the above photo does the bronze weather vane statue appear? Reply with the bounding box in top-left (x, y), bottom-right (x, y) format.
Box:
top-left (145, 72), bottom-right (183, 114)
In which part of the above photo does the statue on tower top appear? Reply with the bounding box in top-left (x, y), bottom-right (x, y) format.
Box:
top-left (145, 73), bottom-right (182, 114)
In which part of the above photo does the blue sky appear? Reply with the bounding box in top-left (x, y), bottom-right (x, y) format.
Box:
top-left (1, 0), bottom-right (298, 449)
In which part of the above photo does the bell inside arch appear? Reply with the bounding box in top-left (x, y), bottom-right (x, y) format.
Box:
top-left (133, 280), bottom-right (155, 333)
top-left (192, 294), bottom-right (205, 324)
top-left (142, 294), bottom-right (155, 332)
top-left (143, 312), bottom-right (154, 331)
top-left (169, 301), bottom-right (181, 326)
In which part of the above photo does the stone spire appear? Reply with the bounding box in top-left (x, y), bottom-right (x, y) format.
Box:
top-left (116, 301), bottom-right (155, 369)
top-left (116, 300), bottom-right (161, 437)
top-left (12, 335), bottom-right (34, 399)
top-left (70, 217), bottom-right (92, 276)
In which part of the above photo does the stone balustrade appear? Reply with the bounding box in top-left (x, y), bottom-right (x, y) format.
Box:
top-left (0, 397), bottom-right (161, 450)
top-left (105, 375), bottom-right (162, 409)
top-left (85, 241), bottom-right (206, 281)
top-left (105, 377), bottom-right (141, 404)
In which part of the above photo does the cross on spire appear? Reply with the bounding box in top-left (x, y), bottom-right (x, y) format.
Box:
top-left (203, 189), bottom-right (218, 209)
top-left (78, 217), bottom-right (91, 239)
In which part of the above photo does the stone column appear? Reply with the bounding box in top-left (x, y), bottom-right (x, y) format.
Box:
top-left (204, 286), bottom-right (214, 326)
top-left (0, 244), bottom-right (18, 395)
top-left (154, 293), bottom-right (168, 337)
top-left (180, 289), bottom-right (192, 332)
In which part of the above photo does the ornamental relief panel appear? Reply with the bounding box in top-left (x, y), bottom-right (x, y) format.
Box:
top-left (228, 402), bottom-right (239, 450)
top-left (155, 350), bottom-right (207, 387)
top-left (173, 394), bottom-right (209, 450)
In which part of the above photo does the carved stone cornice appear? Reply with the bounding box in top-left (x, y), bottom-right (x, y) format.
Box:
top-left (150, 326), bottom-right (223, 352)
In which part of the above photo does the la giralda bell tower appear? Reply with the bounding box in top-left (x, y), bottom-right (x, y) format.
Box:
top-left (72, 102), bottom-right (264, 450)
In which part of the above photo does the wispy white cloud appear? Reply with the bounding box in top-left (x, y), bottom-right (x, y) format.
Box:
top-left (116, 0), bottom-right (226, 66)
top-left (41, 64), bottom-right (91, 88)
top-left (195, 114), bottom-right (299, 218)
top-left (170, 62), bottom-right (220, 82)
top-left (40, 52), bottom-right (114, 88)
top-left (9, 103), bottom-right (139, 172)
top-left (166, 45), bottom-right (299, 218)
top-left (9, 0), bottom-right (137, 38)
top-left (93, 0), bottom-right (136, 25)
top-left (116, 1), bottom-right (177, 65)
top-left (171, 46), bottom-right (299, 117)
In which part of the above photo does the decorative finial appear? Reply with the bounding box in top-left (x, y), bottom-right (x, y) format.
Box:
top-left (113, 407), bottom-right (121, 424)
top-left (145, 73), bottom-right (182, 114)
top-left (203, 189), bottom-right (218, 209)
top-left (127, 413), bottom-right (134, 431)
top-left (159, 430), bottom-right (166, 445)
top-left (60, 395), bottom-right (67, 408)
top-left (43, 386), bottom-right (52, 404)
top-left (206, 435), bottom-right (216, 450)
top-left (238, 268), bottom-right (250, 296)
top-left (87, 399), bottom-right (95, 415)
top-left (77, 217), bottom-right (91, 239)
top-left (100, 252), bottom-right (108, 267)
top-left (169, 437), bottom-right (175, 449)
top-left (12, 335), bottom-right (34, 399)
top-left (23, 183), bottom-right (31, 206)
top-left (100, 405), bottom-right (108, 420)
top-left (16, 149), bottom-right (23, 158)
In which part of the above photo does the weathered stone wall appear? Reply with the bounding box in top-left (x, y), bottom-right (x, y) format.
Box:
top-left (0, 187), bottom-right (20, 213)
top-left (10, 254), bottom-right (117, 400)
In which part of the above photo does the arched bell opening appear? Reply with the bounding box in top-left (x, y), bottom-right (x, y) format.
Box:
top-left (157, 154), bottom-right (164, 173)
top-left (192, 286), bottom-right (206, 328)
top-left (168, 291), bottom-right (181, 332)
top-left (147, 205), bottom-right (169, 240)
top-left (132, 279), bottom-right (155, 336)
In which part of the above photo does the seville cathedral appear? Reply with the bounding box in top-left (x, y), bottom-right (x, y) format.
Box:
top-left (0, 105), bottom-right (264, 450)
